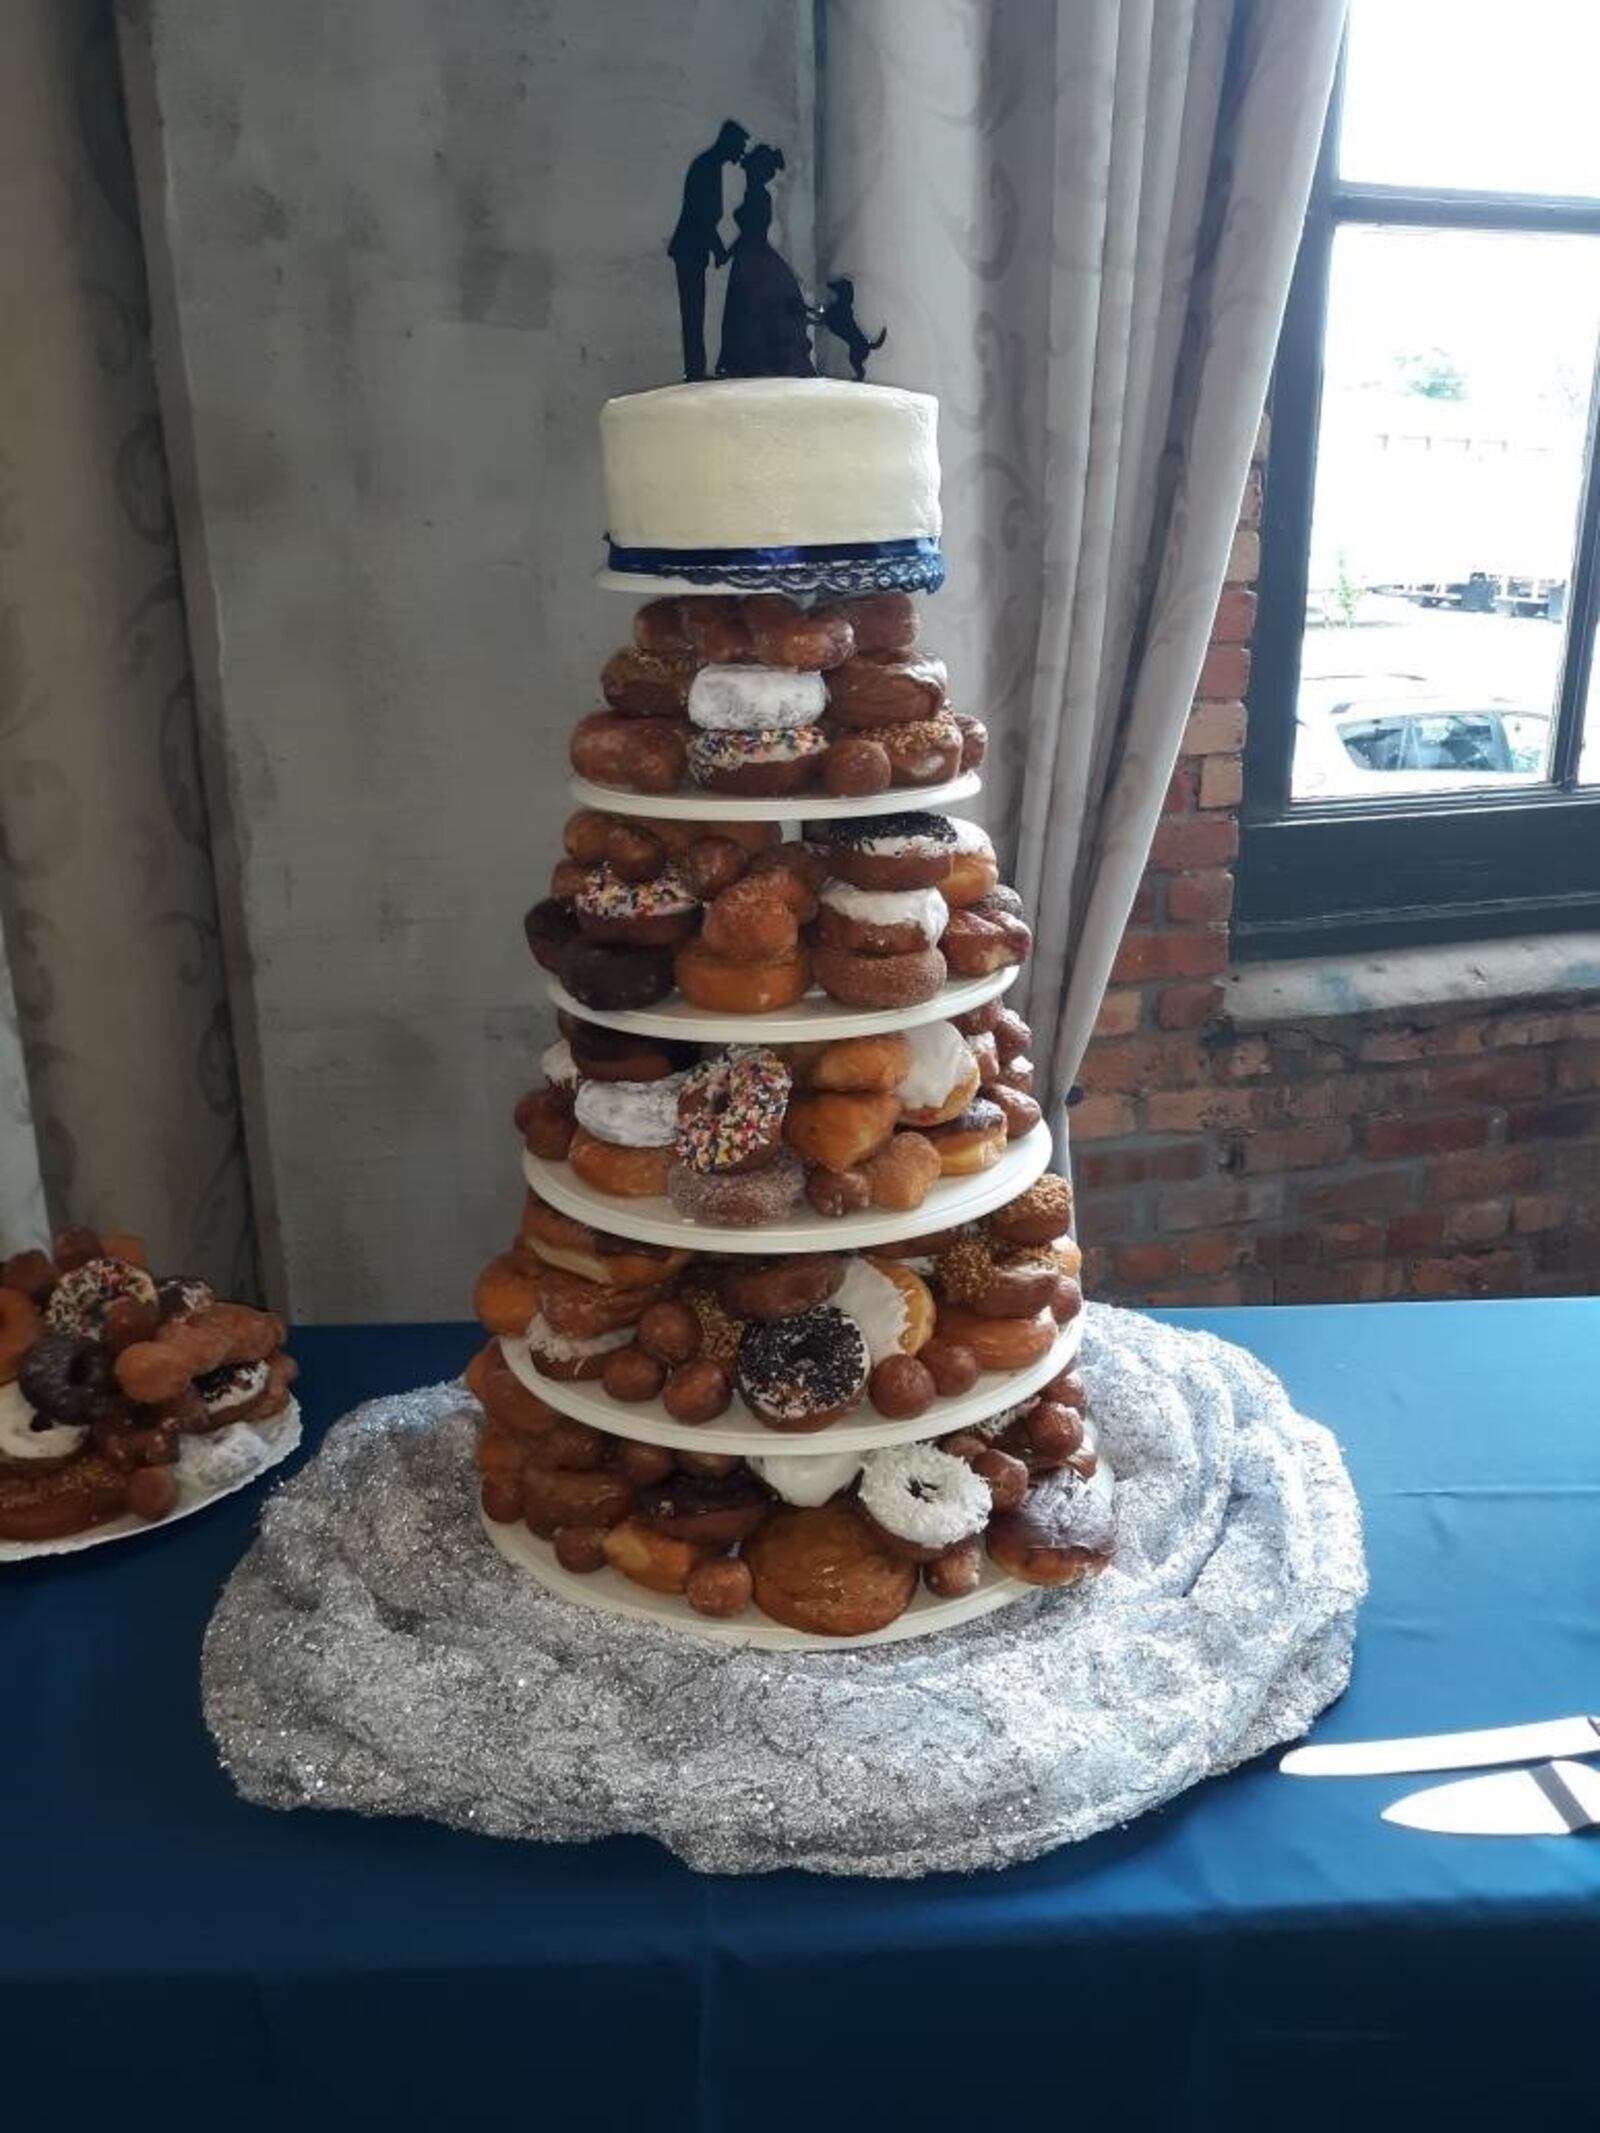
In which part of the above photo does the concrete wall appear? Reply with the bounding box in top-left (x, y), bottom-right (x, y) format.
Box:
top-left (120, 0), bottom-right (814, 1317)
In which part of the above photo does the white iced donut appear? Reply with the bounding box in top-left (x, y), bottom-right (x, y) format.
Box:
top-left (895, 1018), bottom-right (977, 1119)
top-left (832, 1258), bottom-right (911, 1366)
top-left (0, 1380), bottom-right (88, 1467)
top-left (573, 1072), bottom-right (686, 1148)
top-left (748, 1449), bottom-right (864, 1507)
top-left (818, 881), bottom-right (948, 944)
top-left (688, 664), bottom-right (827, 731)
top-left (540, 1038), bottom-right (578, 1090)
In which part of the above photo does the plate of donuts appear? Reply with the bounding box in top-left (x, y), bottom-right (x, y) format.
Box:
top-left (522, 1116), bottom-right (1052, 1255)
top-left (0, 1399), bottom-right (302, 1562)
top-left (544, 962), bottom-right (1019, 1046)
top-left (497, 1315), bottom-right (1082, 1459)
top-left (567, 770), bottom-right (982, 824)
top-left (480, 1498), bottom-right (1036, 1649)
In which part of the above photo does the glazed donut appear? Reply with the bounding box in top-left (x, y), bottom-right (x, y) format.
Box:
top-left (922, 1099), bottom-right (1008, 1175)
top-left (817, 882), bottom-right (948, 957)
top-left (600, 645), bottom-right (696, 717)
top-left (666, 1145), bottom-right (805, 1227)
top-left (688, 665), bottom-right (826, 731)
top-left (515, 1085), bottom-right (576, 1161)
top-left (864, 1131), bottom-right (942, 1212)
top-left (942, 821), bottom-right (999, 908)
top-left (825, 655), bottom-right (948, 729)
top-left (986, 1465), bottom-right (1114, 1587)
top-left (991, 1083), bottom-right (1043, 1139)
top-left (924, 1537), bottom-right (984, 1598)
top-left (736, 1305), bottom-right (869, 1430)
top-left (834, 1256), bottom-right (934, 1362)
top-left (720, 1252), bottom-right (844, 1322)
top-left (676, 1047), bottom-right (791, 1173)
top-left (465, 1341), bottom-right (561, 1438)
top-left (935, 1234), bottom-right (1060, 1318)
top-left (45, 1258), bottom-right (160, 1342)
top-left (683, 834), bottom-right (751, 900)
top-left (569, 712), bottom-right (690, 795)
top-left (823, 735), bottom-right (892, 798)
top-left (989, 1174), bottom-right (1074, 1247)
top-left (687, 725), bottom-right (828, 796)
top-left (809, 811), bottom-right (956, 891)
top-left (561, 940), bottom-right (676, 1012)
top-left (783, 1090), bottom-right (901, 1173)
top-left (701, 876), bottom-right (801, 962)
top-left (0, 1453), bottom-right (129, 1542)
top-left (519, 1195), bottom-right (691, 1288)
top-left (0, 1289), bottom-right (41, 1385)
top-left (743, 1502), bottom-right (917, 1634)
top-left (636, 1472), bottom-right (769, 1547)
top-left (632, 596), bottom-right (690, 654)
top-left (524, 896), bottom-right (578, 974)
top-left (804, 1165), bottom-right (872, 1218)
top-left (803, 1032), bottom-right (910, 1095)
top-left (919, 1336), bottom-right (979, 1397)
top-left (1, 1250), bottom-right (57, 1307)
top-left (941, 904), bottom-right (1033, 977)
top-left (867, 1354), bottom-right (936, 1419)
top-left (522, 1310), bottom-right (636, 1383)
top-left (674, 938), bottom-right (811, 1015)
top-left (601, 1518), bottom-right (705, 1595)
top-left (601, 1344), bottom-right (667, 1402)
top-left (473, 1251), bottom-right (542, 1338)
top-left (934, 1301), bottom-right (1058, 1371)
top-left (522, 1463), bottom-right (634, 1539)
top-left (894, 1019), bottom-right (981, 1127)
top-left (536, 1264), bottom-right (668, 1339)
top-left (682, 595), bottom-right (754, 664)
top-left (743, 594), bottom-right (855, 671)
top-left (818, 592), bottom-right (919, 656)
top-left (567, 1021), bottom-right (696, 1084)
top-left (567, 1127), bottom-right (673, 1198)
top-left (601, 821), bottom-right (668, 884)
top-left (873, 715), bottom-right (964, 788)
top-left (574, 865), bottom-right (699, 946)
top-left (573, 1073), bottom-right (686, 1149)
top-left (954, 713), bottom-right (988, 770)
top-left (661, 1357), bottom-right (734, 1423)
top-left (857, 1442), bottom-right (993, 1562)
top-left (811, 941), bottom-right (946, 1012)
top-left (685, 1556), bottom-right (755, 1619)
top-left (991, 1007), bottom-right (1033, 1064)
top-left (746, 840), bottom-right (828, 912)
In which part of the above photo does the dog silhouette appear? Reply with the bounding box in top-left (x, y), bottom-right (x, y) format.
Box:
top-left (817, 277), bottom-right (887, 381)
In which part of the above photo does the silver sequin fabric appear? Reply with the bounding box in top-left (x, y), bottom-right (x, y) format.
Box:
top-left (203, 1304), bottom-right (1366, 1877)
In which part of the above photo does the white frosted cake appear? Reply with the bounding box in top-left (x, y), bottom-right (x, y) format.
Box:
top-left (599, 378), bottom-right (943, 595)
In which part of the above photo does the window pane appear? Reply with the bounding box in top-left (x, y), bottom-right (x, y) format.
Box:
top-left (1341, 1), bottom-right (1600, 197)
top-left (1292, 225), bottom-right (1600, 803)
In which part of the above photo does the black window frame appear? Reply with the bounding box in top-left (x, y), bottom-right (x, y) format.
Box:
top-left (1236, 46), bottom-right (1600, 962)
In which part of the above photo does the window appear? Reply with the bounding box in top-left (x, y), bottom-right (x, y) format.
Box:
top-left (1237, 0), bottom-right (1600, 959)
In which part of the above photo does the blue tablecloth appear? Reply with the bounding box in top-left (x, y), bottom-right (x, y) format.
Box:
top-left (6, 1302), bottom-right (1600, 2133)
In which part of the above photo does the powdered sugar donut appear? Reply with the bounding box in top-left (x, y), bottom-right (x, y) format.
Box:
top-left (858, 1442), bottom-right (993, 1561)
top-left (573, 1072), bottom-right (687, 1148)
top-left (688, 665), bottom-right (827, 731)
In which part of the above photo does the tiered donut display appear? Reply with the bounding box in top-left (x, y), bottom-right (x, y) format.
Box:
top-left (469, 377), bottom-right (1113, 1647)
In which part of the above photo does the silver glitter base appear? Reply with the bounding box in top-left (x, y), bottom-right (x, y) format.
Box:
top-left (203, 1305), bottom-right (1366, 1877)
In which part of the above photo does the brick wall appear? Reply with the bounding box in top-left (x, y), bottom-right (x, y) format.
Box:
top-left (1075, 441), bottom-right (1600, 1306)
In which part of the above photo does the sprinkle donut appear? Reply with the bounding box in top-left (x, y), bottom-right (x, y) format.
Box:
top-left (687, 725), bottom-right (828, 797)
top-left (857, 1442), bottom-right (994, 1562)
top-left (736, 1305), bottom-right (869, 1431)
top-left (44, 1258), bottom-right (159, 1342)
top-left (573, 864), bottom-right (699, 946)
top-left (675, 1048), bottom-right (791, 1174)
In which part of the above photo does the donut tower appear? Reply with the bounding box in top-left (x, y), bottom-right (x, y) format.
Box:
top-left (469, 377), bottom-right (1112, 1647)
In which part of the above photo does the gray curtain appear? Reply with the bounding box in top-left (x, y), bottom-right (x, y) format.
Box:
top-left (0, 0), bottom-right (255, 1289)
top-left (820, 0), bottom-right (1345, 1139)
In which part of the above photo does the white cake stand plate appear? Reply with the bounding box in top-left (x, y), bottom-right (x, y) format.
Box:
top-left (567, 771), bottom-right (982, 824)
top-left (480, 1500), bottom-right (1035, 1650)
top-left (545, 961), bottom-right (1018, 1043)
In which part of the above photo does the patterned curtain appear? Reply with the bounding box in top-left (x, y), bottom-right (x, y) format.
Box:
top-left (0, 0), bottom-right (255, 1290)
top-left (820, 0), bottom-right (1345, 1140)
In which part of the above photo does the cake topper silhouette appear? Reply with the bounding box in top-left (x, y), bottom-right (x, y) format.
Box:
top-left (667, 126), bottom-right (888, 383)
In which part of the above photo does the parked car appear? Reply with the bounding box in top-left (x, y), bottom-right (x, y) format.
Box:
top-left (1293, 694), bottom-right (1546, 799)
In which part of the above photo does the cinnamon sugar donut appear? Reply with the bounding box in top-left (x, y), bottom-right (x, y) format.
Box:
top-left (701, 875), bottom-right (801, 962)
top-left (666, 1145), bottom-right (805, 1227)
top-left (811, 941), bottom-right (946, 1011)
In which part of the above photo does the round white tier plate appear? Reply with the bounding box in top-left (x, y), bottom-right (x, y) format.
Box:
top-left (522, 1116), bottom-right (1051, 1253)
top-left (567, 770), bottom-right (981, 823)
top-left (546, 962), bottom-right (1017, 1044)
top-left (481, 1501), bottom-right (1034, 1650)
top-left (0, 1400), bottom-right (302, 1564)
top-left (499, 1311), bottom-right (1081, 1457)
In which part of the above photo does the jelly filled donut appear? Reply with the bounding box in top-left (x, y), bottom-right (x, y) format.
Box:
top-left (675, 1048), bottom-right (791, 1173)
top-left (736, 1304), bottom-right (869, 1431)
top-left (857, 1442), bottom-right (993, 1563)
top-left (674, 938), bottom-right (811, 1016)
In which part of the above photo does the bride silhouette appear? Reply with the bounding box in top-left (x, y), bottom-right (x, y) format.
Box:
top-left (716, 145), bottom-right (815, 379)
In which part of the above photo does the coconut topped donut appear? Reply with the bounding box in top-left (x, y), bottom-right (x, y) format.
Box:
top-left (573, 1073), bottom-right (688, 1149)
top-left (858, 1442), bottom-right (993, 1559)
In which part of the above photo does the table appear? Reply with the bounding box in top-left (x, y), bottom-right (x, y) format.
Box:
top-left (6, 1302), bottom-right (1600, 2133)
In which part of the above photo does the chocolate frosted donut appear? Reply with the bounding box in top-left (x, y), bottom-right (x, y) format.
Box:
top-left (736, 1305), bottom-right (869, 1431)
top-left (561, 940), bottom-right (675, 1012)
top-left (567, 1021), bottom-right (697, 1083)
top-left (986, 1464), bottom-right (1115, 1587)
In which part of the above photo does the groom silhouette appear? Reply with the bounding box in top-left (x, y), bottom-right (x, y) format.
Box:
top-left (667, 119), bottom-right (748, 381)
